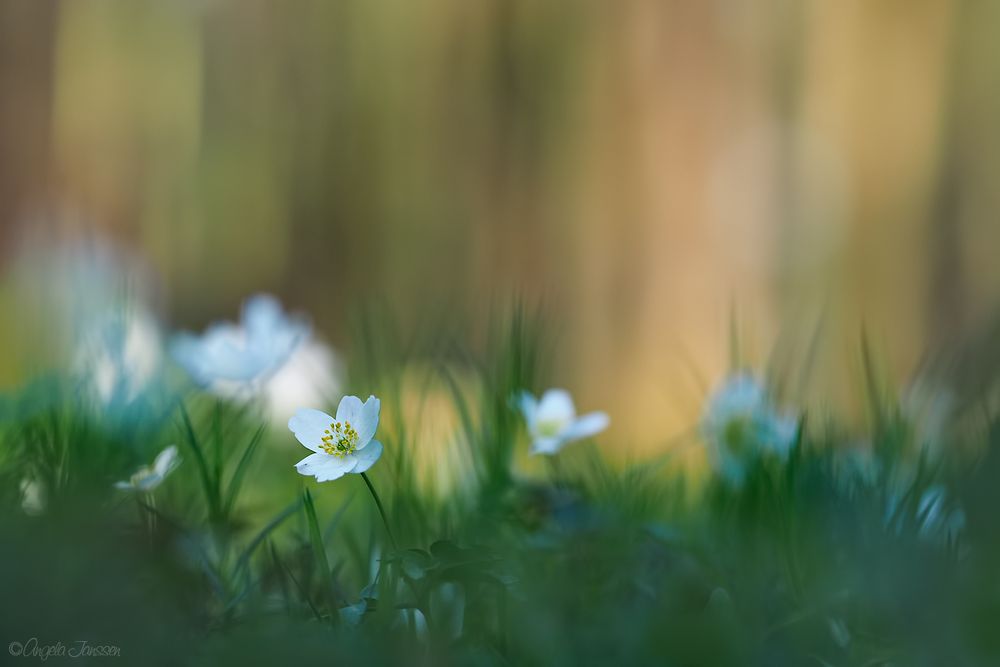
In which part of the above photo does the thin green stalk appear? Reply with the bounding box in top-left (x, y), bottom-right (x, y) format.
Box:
top-left (302, 488), bottom-right (339, 622)
top-left (545, 455), bottom-right (564, 486)
top-left (361, 472), bottom-right (397, 551)
top-left (135, 493), bottom-right (158, 547)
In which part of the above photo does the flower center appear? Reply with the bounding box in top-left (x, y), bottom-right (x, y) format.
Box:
top-left (536, 418), bottom-right (565, 439)
top-left (321, 421), bottom-right (359, 458)
top-left (130, 469), bottom-right (152, 485)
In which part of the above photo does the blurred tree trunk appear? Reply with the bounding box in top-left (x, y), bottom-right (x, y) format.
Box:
top-left (0, 0), bottom-right (57, 259)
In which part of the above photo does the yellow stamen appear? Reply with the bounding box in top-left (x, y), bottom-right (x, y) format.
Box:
top-left (321, 420), bottom-right (360, 458)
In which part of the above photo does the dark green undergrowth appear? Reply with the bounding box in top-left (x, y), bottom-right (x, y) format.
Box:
top-left (2, 311), bottom-right (1000, 666)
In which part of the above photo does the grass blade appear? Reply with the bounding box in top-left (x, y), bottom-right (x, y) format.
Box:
top-left (223, 422), bottom-right (266, 515)
top-left (177, 401), bottom-right (220, 520)
top-left (233, 496), bottom-right (302, 577)
top-left (303, 487), bottom-right (339, 620)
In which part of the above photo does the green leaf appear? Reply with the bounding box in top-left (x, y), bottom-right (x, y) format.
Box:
top-left (222, 422), bottom-right (266, 515)
top-left (271, 541), bottom-right (323, 623)
top-left (233, 496), bottom-right (302, 578)
top-left (302, 487), bottom-right (339, 621)
top-left (177, 401), bottom-right (220, 520)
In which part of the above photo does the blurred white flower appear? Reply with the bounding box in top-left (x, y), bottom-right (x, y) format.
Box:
top-left (74, 308), bottom-right (161, 405)
top-left (702, 373), bottom-right (798, 485)
top-left (172, 294), bottom-right (308, 389)
top-left (19, 477), bottom-right (46, 516)
top-left (262, 338), bottom-right (342, 425)
top-left (915, 485), bottom-right (965, 540)
top-left (289, 395), bottom-right (384, 482)
top-left (171, 295), bottom-right (342, 422)
top-left (6, 232), bottom-right (161, 381)
top-left (884, 484), bottom-right (965, 544)
top-left (114, 445), bottom-right (181, 492)
top-left (517, 389), bottom-right (609, 455)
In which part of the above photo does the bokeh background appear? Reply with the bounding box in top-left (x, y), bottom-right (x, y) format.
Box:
top-left (2, 0), bottom-right (999, 450)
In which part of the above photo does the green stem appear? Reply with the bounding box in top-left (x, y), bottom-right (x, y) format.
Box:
top-left (137, 493), bottom-right (155, 547)
top-left (361, 472), bottom-right (397, 551)
top-left (545, 455), bottom-right (563, 486)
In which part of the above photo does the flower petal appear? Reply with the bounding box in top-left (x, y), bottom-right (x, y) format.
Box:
top-left (517, 391), bottom-right (538, 429)
top-left (530, 436), bottom-right (565, 456)
top-left (135, 472), bottom-right (163, 491)
top-left (335, 395), bottom-right (364, 425)
top-left (334, 395), bottom-right (381, 448)
top-left (767, 413), bottom-right (799, 455)
top-left (350, 439), bottom-right (383, 473)
top-left (169, 333), bottom-right (206, 382)
top-left (536, 389), bottom-right (576, 426)
top-left (288, 408), bottom-right (335, 452)
top-left (703, 374), bottom-right (767, 429)
top-left (242, 294), bottom-right (284, 338)
top-left (153, 445), bottom-right (180, 477)
top-left (354, 396), bottom-right (380, 448)
top-left (171, 295), bottom-right (308, 389)
top-left (263, 339), bottom-right (343, 424)
top-left (242, 294), bottom-right (309, 373)
top-left (295, 452), bottom-right (355, 482)
top-left (198, 323), bottom-right (263, 381)
top-left (561, 412), bottom-right (609, 441)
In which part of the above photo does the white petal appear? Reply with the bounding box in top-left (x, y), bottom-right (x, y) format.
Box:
top-left (530, 437), bottom-right (565, 456)
top-left (561, 411), bottom-right (609, 441)
top-left (92, 354), bottom-right (117, 404)
top-left (242, 294), bottom-right (309, 374)
top-left (313, 459), bottom-right (356, 482)
top-left (354, 396), bottom-right (380, 448)
top-left (198, 323), bottom-right (263, 381)
top-left (262, 339), bottom-right (343, 424)
top-left (242, 294), bottom-right (283, 337)
top-left (121, 314), bottom-right (161, 396)
top-left (295, 452), bottom-right (355, 482)
top-left (335, 395), bottom-right (364, 424)
top-left (350, 439), bottom-right (383, 473)
top-left (169, 333), bottom-right (205, 381)
top-left (536, 389), bottom-right (576, 426)
top-left (517, 391), bottom-right (538, 429)
top-left (288, 408), bottom-right (335, 452)
top-left (114, 480), bottom-right (133, 491)
top-left (294, 452), bottom-right (328, 473)
top-left (704, 374), bottom-right (767, 427)
top-left (153, 445), bottom-right (180, 477)
top-left (135, 472), bottom-right (163, 491)
top-left (768, 413), bottom-right (799, 455)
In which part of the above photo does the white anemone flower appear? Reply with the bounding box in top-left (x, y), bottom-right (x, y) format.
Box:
top-left (75, 308), bottom-right (161, 405)
top-left (289, 395), bottom-right (384, 482)
top-left (702, 373), bottom-right (798, 485)
top-left (114, 445), bottom-right (181, 492)
top-left (171, 294), bottom-right (309, 391)
top-left (19, 478), bottom-right (46, 516)
top-left (262, 338), bottom-right (343, 424)
top-left (517, 389), bottom-right (609, 455)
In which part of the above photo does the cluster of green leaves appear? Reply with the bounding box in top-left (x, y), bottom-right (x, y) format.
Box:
top-left (1, 311), bottom-right (1000, 666)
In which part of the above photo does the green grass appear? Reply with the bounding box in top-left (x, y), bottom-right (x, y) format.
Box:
top-left (2, 311), bottom-right (1000, 666)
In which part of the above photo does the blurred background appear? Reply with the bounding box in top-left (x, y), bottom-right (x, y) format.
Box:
top-left (1, 0), bottom-right (999, 450)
